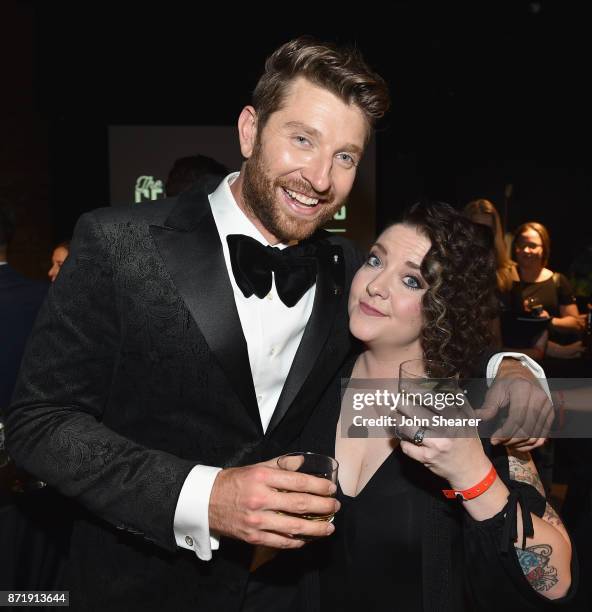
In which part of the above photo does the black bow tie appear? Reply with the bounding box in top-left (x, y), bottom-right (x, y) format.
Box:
top-left (227, 234), bottom-right (318, 307)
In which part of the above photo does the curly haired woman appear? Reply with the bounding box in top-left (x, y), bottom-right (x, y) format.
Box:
top-left (297, 201), bottom-right (576, 611)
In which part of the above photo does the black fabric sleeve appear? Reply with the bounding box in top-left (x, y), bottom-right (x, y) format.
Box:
top-left (463, 499), bottom-right (579, 610)
top-left (462, 447), bottom-right (579, 610)
top-left (3, 212), bottom-right (196, 553)
top-left (557, 273), bottom-right (577, 307)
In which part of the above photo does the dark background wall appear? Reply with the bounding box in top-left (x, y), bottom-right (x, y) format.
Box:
top-left (4, 1), bottom-right (591, 278)
top-left (1, 1), bottom-right (51, 278)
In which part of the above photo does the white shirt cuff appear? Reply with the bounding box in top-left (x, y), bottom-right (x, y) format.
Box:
top-left (486, 351), bottom-right (551, 399)
top-left (173, 465), bottom-right (222, 561)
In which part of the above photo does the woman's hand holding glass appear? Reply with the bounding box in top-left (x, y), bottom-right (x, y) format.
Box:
top-left (395, 359), bottom-right (490, 489)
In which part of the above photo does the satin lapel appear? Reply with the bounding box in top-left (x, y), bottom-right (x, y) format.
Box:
top-left (266, 240), bottom-right (345, 435)
top-left (149, 182), bottom-right (261, 432)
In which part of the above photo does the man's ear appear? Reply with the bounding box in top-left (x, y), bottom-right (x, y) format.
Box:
top-left (237, 106), bottom-right (258, 159)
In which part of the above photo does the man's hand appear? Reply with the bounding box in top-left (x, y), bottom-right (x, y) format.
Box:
top-left (208, 459), bottom-right (339, 549)
top-left (475, 357), bottom-right (554, 451)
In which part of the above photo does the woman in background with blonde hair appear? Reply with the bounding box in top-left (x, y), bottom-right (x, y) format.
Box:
top-left (464, 198), bottom-right (515, 293)
top-left (462, 199), bottom-right (549, 358)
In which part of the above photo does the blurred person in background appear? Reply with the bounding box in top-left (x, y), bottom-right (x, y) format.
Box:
top-left (464, 199), bottom-right (516, 294)
top-left (47, 241), bottom-right (70, 283)
top-left (510, 222), bottom-right (584, 361)
top-left (0, 205), bottom-right (48, 410)
top-left (165, 154), bottom-right (229, 197)
top-left (0, 204), bottom-right (67, 594)
top-left (464, 200), bottom-right (548, 361)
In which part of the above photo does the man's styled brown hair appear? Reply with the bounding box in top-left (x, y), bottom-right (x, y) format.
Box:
top-left (252, 36), bottom-right (390, 138)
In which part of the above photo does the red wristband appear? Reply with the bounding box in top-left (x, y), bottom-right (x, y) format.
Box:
top-left (442, 465), bottom-right (497, 501)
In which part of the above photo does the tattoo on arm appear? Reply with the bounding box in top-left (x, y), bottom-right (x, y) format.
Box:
top-left (507, 451), bottom-right (567, 531)
top-left (507, 452), bottom-right (545, 497)
top-left (516, 544), bottom-right (559, 592)
top-left (542, 502), bottom-right (563, 529)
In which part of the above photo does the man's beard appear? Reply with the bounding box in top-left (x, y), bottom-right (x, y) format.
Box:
top-left (241, 141), bottom-right (344, 243)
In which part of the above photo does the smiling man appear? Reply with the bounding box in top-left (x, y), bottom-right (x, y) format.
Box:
top-left (5, 38), bottom-right (390, 611)
top-left (234, 75), bottom-right (367, 244)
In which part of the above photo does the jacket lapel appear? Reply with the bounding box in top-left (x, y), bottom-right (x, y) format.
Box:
top-left (149, 178), bottom-right (261, 432)
top-left (266, 239), bottom-right (346, 435)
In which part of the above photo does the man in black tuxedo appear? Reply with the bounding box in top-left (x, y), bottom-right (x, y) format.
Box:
top-left (4, 38), bottom-right (388, 611)
top-left (5, 38), bottom-right (551, 611)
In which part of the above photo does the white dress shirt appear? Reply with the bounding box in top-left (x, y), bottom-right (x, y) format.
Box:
top-left (173, 173), bottom-right (315, 560)
top-left (172, 173), bottom-right (548, 561)
top-left (486, 352), bottom-right (551, 398)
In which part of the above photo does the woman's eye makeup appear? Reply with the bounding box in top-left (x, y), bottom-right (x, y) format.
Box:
top-left (365, 251), bottom-right (425, 289)
top-left (365, 252), bottom-right (381, 267)
top-left (402, 274), bottom-right (423, 290)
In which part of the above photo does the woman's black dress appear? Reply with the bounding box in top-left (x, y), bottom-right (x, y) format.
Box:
top-left (296, 359), bottom-right (579, 612)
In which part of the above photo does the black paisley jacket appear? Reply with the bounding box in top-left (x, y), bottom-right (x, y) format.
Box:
top-left (4, 175), bottom-right (362, 611)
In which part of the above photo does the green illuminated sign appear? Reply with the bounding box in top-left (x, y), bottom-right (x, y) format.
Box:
top-left (135, 176), bottom-right (164, 203)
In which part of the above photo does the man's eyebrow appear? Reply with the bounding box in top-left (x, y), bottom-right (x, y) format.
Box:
top-left (373, 242), bottom-right (387, 255)
top-left (284, 121), bottom-right (363, 156)
top-left (340, 143), bottom-right (363, 156)
top-left (284, 121), bottom-right (321, 139)
top-left (405, 260), bottom-right (421, 270)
